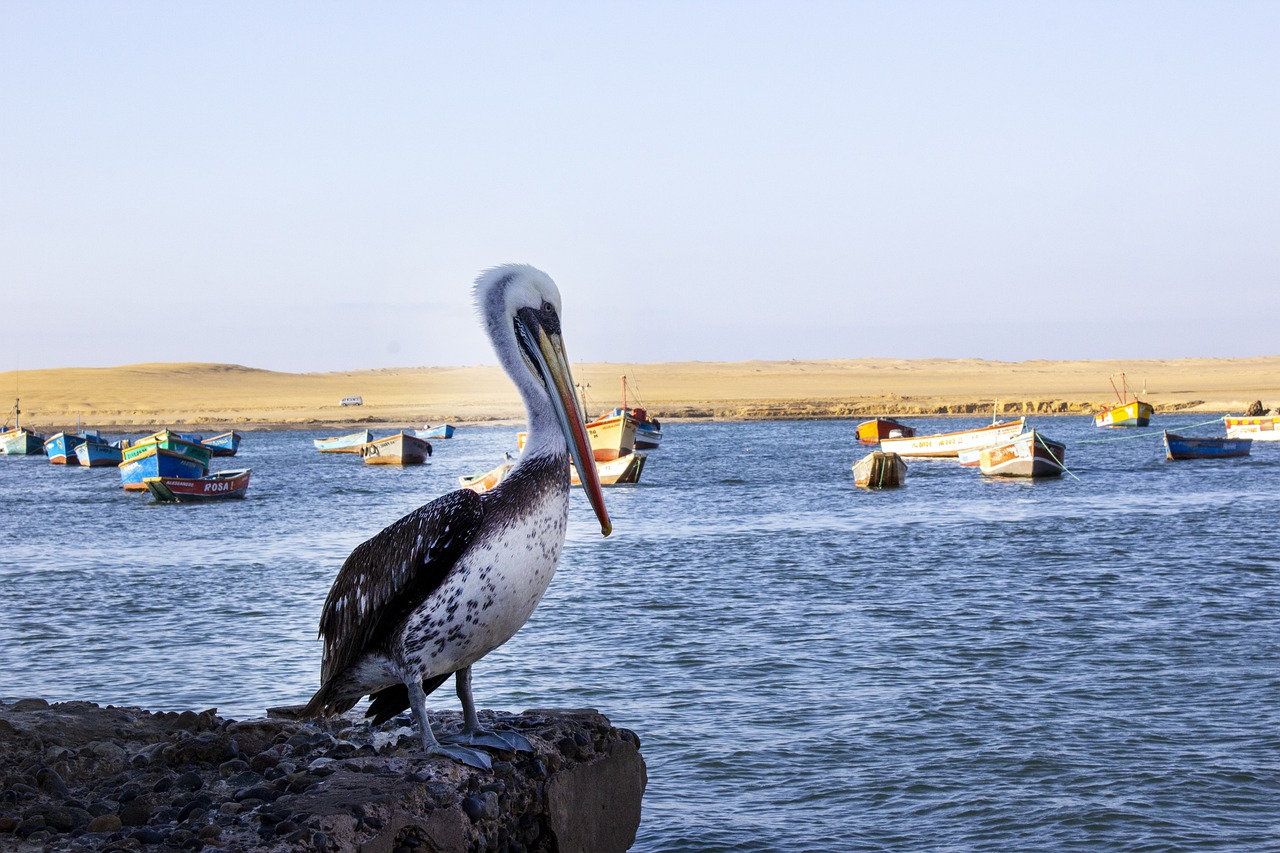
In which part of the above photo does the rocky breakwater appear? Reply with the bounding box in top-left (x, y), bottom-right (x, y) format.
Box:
top-left (0, 699), bottom-right (645, 852)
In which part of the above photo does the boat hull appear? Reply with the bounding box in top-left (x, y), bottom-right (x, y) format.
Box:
top-left (1094, 400), bottom-right (1154, 428)
top-left (144, 469), bottom-right (252, 502)
top-left (880, 419), bottom-right (1026, 458)
top-left (314, 430), bottom-right (374, 452)
top-left (416, 424), bottom-right (456, 440)
top-left (201, 431), bottom-right (242, 457)
top-left (43, 432), bottom-right (88, 464)
top-left (633, 422), bottom-right (663, 450)
top-left (119, 432), bottom-right (211, 490)
top-left (1, 428), bottom-right (45, 455)
top-left (359, 433), bottom-right (432, 465)
top-left (1164, 432), bottom-right (1252, 460)
top-left (856, 418), bottom-right (915, 445)
top-left (75, 439), bottom-right (123, 467)
top-left (979, 430), bottom-right (1066, 478)
top-left (1223, 416), bottom-right (1280, 441)
top-left (572, 452), bottom-right (647, 486)
top-left (119, 447), bottom-right (210, 490)
top-left (852, 451), bottom-right (907, 488)
top-left (584, 412), bottom-right (640, 461)
top-left (459, 462), bottom-right (515, 494)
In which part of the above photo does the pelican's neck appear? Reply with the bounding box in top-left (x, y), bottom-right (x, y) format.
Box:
top-left (490, 326), bottom-right (569, 465)
top-left (519, 389), bottom-right (568, 462)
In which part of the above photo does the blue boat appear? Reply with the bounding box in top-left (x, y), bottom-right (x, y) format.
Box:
top-left (119, 431), bottom-right (211, 491)
top-left (201, 431), bottom-right (242, 457)
top-left (75, 436), bottom-right (124, 467)
top-left (415, 424), bottom-right (456, 440)
top-left (43, 431), bottom-right (100, 465)
top-left (1163, 431), bottom-right (1252, 461)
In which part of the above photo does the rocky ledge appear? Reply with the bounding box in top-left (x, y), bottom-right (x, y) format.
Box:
top-left (0, 699), bottom-right (645, 852)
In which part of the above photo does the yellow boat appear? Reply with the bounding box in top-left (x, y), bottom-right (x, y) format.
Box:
top-left (1093, 374), bottom-right (1153, 427)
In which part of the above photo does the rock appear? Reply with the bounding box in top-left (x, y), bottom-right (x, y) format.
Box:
top-left (546, 735), bottom-right (647, 853)
top-left (11, 698), bottom-right (50, 711)
top-left (0, 700), bottom-right (646, 852)
top-left (87, 814), bottom-right (124, 833)
top-left (41, 804), bottom-right (93, 832)
top-left (1245, 400), bottom-right (1265, 416)
top-left (119, 799), bottom-right (154, 826)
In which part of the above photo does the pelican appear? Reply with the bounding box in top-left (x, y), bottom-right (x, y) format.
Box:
top-left (302, 264), bottom-right (611, 768)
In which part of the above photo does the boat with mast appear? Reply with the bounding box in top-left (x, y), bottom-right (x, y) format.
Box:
top-left (0, 398), bottom-right (44, 456)
top-left (1094, 373), bottom-right (1154, 428)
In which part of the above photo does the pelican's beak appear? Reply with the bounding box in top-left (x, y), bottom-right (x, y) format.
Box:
top-left (518, 310), bottom-right (612, 536)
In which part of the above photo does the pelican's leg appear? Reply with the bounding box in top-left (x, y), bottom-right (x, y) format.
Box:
top-left (405, 676), bottom-right (491, 770)
top-left (439, 667), bottom-right (534, 753)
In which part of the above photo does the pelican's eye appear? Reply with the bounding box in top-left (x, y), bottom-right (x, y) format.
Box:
top-left (538, 301), bottom-right (561, 334)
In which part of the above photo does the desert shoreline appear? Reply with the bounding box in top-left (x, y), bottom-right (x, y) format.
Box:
top-left (3, 356), bottom-right (1278, 433)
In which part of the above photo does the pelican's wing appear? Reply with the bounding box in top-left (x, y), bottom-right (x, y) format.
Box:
top-left (317, 489), bottom-right (484, 682)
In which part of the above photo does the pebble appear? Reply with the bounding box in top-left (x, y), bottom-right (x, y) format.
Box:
top-left (131, 827), bottom-right (167, 844)
top-left (87, 814), bottom-right (124, 833)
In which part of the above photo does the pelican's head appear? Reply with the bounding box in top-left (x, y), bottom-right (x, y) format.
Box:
top-left (474, 264), bottom-right (611, 536)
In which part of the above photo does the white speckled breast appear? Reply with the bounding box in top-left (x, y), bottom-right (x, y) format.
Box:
top-left (394, 458), bottom-right (569, 679)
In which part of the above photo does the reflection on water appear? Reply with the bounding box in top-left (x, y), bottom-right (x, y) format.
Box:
top-left (3, 419), bottom-right (1279, 851)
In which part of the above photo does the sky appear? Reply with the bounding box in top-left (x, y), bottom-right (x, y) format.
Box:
top-left (2, 2), bottom-right (1278, 373)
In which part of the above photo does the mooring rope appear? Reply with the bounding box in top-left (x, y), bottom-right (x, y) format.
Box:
top-left (1074, 416), bottom-right (1225, 444)
top-left (1034, 433), bottom-right (1081, 481)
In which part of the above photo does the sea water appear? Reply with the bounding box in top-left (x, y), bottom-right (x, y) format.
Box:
top-left (2, 418), bottom-right (1278, 851)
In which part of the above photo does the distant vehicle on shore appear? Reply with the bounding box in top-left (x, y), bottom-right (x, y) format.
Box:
top-left (340, 396), bottom-right (363, 407)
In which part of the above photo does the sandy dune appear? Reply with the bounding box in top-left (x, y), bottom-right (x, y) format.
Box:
top-left (3, 357), bottom-right (1278, 432)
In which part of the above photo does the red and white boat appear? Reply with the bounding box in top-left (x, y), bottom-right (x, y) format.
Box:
top-left (879, 418), bottom-right (1026, 458)
top-left (1223, 415), bottom-right (1280, 441)
top-left (143, 469), bottom-right (252, 502)
top-left (978, 430), bottom-right (1066, 478)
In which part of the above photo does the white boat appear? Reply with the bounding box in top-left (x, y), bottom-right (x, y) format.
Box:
top-left (1223, 416), bottom-right (1280, 441)
top-left (852, 451), bottom-right (907, 488)
top-left (572, 452), bottom-right (647, 486)
top-left (879, 418), bottom-right (1026, 458)
top-left (978, 429), bottom-right (1066, 478)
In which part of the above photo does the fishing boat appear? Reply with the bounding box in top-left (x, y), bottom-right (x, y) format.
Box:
top-left (572, 451), bottom-right (647, 486)
top-left (118, 431), bottom-right (212, 491)
top-left (593, 375), bottom-right (662, 450)
top-left (1223, 416), bottom-right (1280, 441)
top-left (978, 429), bottom-right (1066, 478)
top-left (358, 432), bottom-right (432, 465)
top-left (879, 418), bottom-right (1026, 458)
top-left (1, 399), bottom-right (44, 455)
top-left (1093, 373), bottom-right (1154, 427)
top-left (519, 416), bottom-right (640, 462)
top-left (75, 436), bottom-right (123, 467)
top-left (583, 408), bottom-right (640, 460)
top-left (0, 426), bottom-right (43, 456)
top-left (1163, 431), bottom-right (1252, 460)
top-left (852, 451), bottom-right (907, 488)
top-left (201, 431), bottom-right (242, 457)
top-left (459, 461), bottom-right (515, 493)
top-left (415, 424), bottom-right (456, 440)
top-left (313, 429), bottom-right (374, 453)
top-left (144, 468), bottom-right (252, 502)
top-left (856, 418), bottom-right (915, 445)
top-left (43, 431), bottom-right (99, 465)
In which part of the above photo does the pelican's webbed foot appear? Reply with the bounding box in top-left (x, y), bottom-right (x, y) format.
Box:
top-left (440, 728), bottom-right (534, 753)
top-left (424, 741), bottom-right (493, 770)
top-left (445, 666), bottom-right (536, 754)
